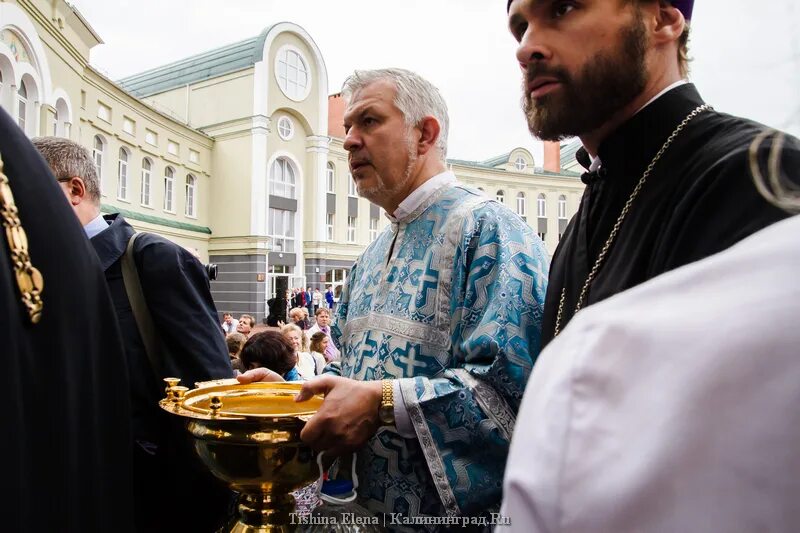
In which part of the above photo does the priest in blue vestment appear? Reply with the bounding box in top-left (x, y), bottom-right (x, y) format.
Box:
top-left (290, 68), bottom-right (550, 524)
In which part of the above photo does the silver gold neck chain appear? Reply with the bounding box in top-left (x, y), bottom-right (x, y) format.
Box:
top-left (0, 152), bottom-right (44, 324)
top-left (553, 104), bottom-right (712, 338)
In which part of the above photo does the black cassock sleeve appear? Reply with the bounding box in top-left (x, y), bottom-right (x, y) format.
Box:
top-left (654, 130), bottom-right (800, 272)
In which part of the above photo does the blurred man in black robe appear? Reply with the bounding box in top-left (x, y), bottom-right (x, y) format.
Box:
top-left (0, 108), bottom-right (133, 530)
top-left (33, 136), bottom-right (234, 532)
top-left (507, 0), bottom-right (800, 346)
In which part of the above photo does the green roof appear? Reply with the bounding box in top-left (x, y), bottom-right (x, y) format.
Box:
top-left (481, 152), bottom-right (512, 167)
top-left (118, 26), bottom-right (276, 97)
top-left (560, 139), bottom-right (582, 167)
top-left (101, 204), bottom-right (212, 234)
top-left (540, 168), bottom-right (581, 178)
top-left (448, 158), bottom-right (580, 178)
top-left (447, 158), bottom-right (498, 169)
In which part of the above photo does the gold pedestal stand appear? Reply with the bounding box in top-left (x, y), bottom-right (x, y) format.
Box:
top-left (161, 378), bottom-right (322, 532)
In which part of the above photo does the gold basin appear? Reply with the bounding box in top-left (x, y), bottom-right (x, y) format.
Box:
top-left (161, 378), bottom-right (323, 532)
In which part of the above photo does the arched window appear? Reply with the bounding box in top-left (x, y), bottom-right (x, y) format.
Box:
top-left (117, 147), bottom-right (129, 200)
top-left (515, 156), bottom-right (527, 171)
top-left (558, 195), bottom-right (567, 219)
top-left (53, 96), bottom-right (71, 137)
top-left (496, 190), bottom-right (505, 204)
top-left (269, 157), bottom-right (296, 199)
top-left (537, 193), bottom-right (547, 218)
top-left (185, 175), bottom-right (197, 217)
top-left (276, 46), bottom-right (310, 101)
top-left (277, 116), bottom-right (294, 140)
top-left (326, 162), bottom-right (335, 193)
top-left (164, 166), bottom-right (175, 212)
top-left (17, 80), bottom-right (27, 131)
top-left (92, 135), bottom-right (105, 194)
top-left (516, 192), bottom-right (527, 218)
top-left (141, 158), bottom-right (152, 206)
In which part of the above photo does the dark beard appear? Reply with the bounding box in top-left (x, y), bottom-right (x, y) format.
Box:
top-left (522, 13), bottom-right (648, 141)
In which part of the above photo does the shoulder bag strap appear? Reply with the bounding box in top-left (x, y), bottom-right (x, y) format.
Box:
top-left (121, 232), bottom-right (165, 381)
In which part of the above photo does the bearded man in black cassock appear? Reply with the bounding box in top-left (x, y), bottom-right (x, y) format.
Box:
top-left (507, 0), bottom-right (800, 346)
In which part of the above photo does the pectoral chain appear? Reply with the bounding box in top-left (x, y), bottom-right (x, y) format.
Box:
top-left (554, 104), bottom-right (712, 337)
top-left (0, 152), bottom-right (44, 324)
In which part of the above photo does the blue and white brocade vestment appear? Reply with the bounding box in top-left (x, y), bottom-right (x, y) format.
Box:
top-left (329, 181), bottom-right (549, 521)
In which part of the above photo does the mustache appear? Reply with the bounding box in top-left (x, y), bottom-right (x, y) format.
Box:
top-left (525, 64), bottom-right (570, 86)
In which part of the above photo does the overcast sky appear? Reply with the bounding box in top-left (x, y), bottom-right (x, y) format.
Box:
top-left (71, 0), bottom-right (799, 163)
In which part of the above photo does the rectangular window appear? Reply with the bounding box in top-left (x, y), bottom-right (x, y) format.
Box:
top-left (141, 168), bottom-right (151, 206)
top-left (164, 175), bottom-right (174, 212)
top-left (122, 117), bottom-right (135, 135)
top-left (517, 195), bottom-right (527, 217)
top-left (97, 103), bottom-right (111, 123)
top-left (17, 99), bottom-right (25, 131)
top-left (347, 216), bottom-right (356, 243)
top-left (538, 232), bottom-right (546, 241)
top-left (185, 178), bottom-right (196, 217)
top-left (558, 199), bottom-right (567, 219)
top-left (117, 159), bottom-right (128, 200)
top-left (189, 149), bottom-right (199, 164)
top-left (369, 217), bottom-right (378, 242)
top-left (145, 130), bottom-right (157, 146)
top-left (167, 140), bottom-right (179, 155)
top-left (326, 214), bottom-right (334, 241)
top-left (348, 173), bottom-right (357, 197)
top-left (80, 90), bottom-right (87, 110)
top-left (326, 167), bottom-right (335, 193)
top-left (92, 145), bottom-right (103, 195)
top-left (268, 208), bottom-right (295, 252)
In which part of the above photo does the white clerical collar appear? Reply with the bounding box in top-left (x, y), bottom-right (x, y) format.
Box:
top-left (84, 213), bottom-right (110, 239)
top-left (587, 80), bottom-right (689, 172)
top-left (386, 171), bottom-right (457, 222)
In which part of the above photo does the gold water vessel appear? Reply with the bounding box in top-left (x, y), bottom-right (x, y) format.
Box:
top-left (161, 378), bottom-right (323, 532)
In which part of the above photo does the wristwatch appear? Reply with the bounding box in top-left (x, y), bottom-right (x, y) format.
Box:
top-left (378, 379), bottom-right (395, 426)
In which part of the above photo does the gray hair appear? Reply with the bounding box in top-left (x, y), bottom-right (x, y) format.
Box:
top-left (342, 68), bottom-right (450, 159)
top-left (32, 137), bottom-right (100, 203)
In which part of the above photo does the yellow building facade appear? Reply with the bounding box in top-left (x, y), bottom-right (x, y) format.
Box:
top-left (0, 0), bottom-right (584, 321)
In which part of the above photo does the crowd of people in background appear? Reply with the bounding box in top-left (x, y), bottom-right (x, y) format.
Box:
top-left (221, 296), bottom-right (339, 381)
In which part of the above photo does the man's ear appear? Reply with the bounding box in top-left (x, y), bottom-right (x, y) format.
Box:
top-left (416, 116), bottom-right (442, 156)
top-left (65, 177), bottom-right (88, 206)
top-left (651, 1), bottom-right (685, 48)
